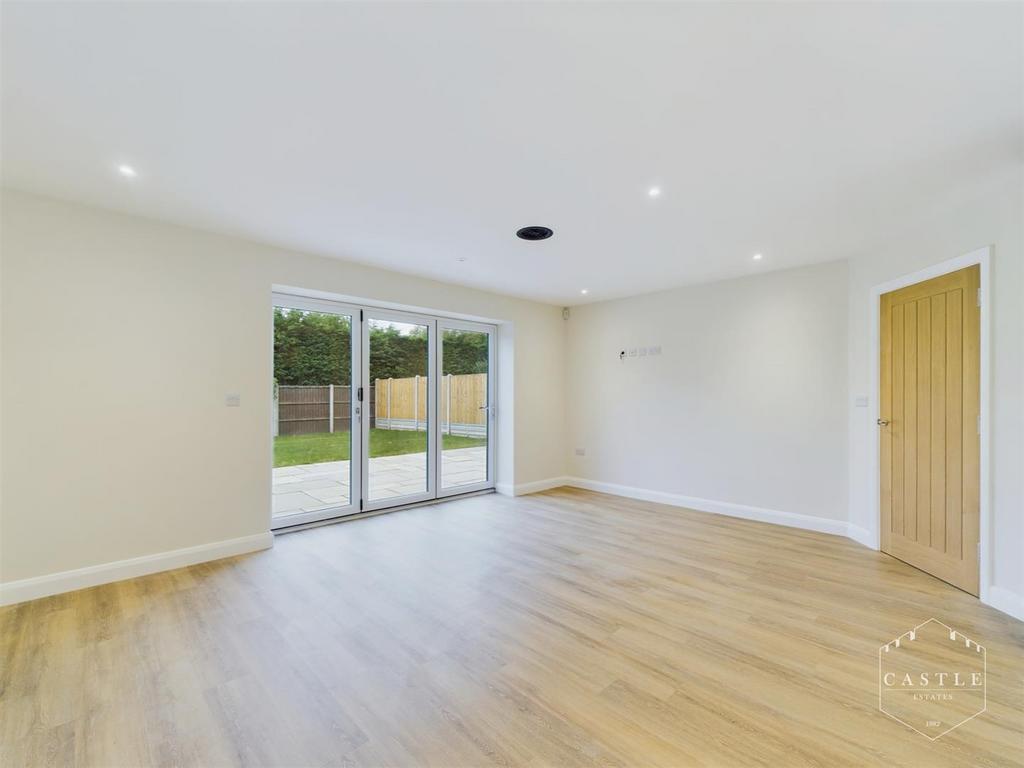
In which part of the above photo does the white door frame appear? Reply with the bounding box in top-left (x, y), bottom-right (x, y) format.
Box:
top-left (436, 318), bottom-right (497, 498)
top-left (271, 292), bottom-right (363, 529)
top-left (866, 246), bottom-right (991, 601)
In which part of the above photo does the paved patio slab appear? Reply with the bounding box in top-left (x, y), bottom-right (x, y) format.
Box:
top-left (272, 446), bottom-right (487, 518)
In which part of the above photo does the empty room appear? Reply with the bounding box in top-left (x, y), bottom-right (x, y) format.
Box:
top-left (1, 2), bottom-right (1022, 767)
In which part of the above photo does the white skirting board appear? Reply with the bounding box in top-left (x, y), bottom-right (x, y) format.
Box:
top-left (986, 586), bottom-right (1024, 623)
top-left (846, 524), bottom-right (875, 549)
top-left (496, 476), bottom-right (570, 497)
top-left (0, 532), bottom-right (273, 607)
top-left (503, 475), bottom-right (848, 535)
top-left (563, 476), bottom-right (851, 536)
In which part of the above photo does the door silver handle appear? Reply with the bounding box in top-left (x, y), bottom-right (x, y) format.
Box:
top-left (877, 418), bottom-right (890, 426)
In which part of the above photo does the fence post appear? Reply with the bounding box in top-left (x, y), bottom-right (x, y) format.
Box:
top-left (387, 378), bottom-right (392, 429)
top-left (328, 384), bottom-right (334, 433)
top-left (447, 373), bottom-right (452, 435)
top-left (413, 375), bottom-right (420, 432)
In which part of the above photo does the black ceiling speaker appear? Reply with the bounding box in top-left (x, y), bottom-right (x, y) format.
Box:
top-left (516, 226), bottom-right (554, 241)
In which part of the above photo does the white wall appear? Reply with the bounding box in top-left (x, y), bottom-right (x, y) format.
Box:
top-left (0, 190), bottom-right (566, 586)
top-left (846, 165), bottom-right (1024, 616)
top-left (565, 260), bottom-right (849, 526)
top-left (3, 179), bottom-right (1021, 620)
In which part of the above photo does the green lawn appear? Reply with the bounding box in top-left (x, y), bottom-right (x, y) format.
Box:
top-left (274, 429), bottom-right (485, 468)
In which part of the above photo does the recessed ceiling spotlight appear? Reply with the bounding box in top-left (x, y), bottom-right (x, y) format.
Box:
top-left (516, 226), bottom-right (553, 241)
top-left (648, 186), bottom-right (661, 198)
top-left (580, 289), bottom-right (588, 295)
top-left (753, 253), bottom-right (763, 261)
top-left (117, 164), bottom-right (138, 178)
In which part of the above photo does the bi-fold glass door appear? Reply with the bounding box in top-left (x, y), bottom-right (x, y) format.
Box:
top-left (272, 293), bottom-right (495, 529)
top-left (362, 309), bottom-right (437, 511)
top-left (271, 295), bottom-right (361, 528)
top-left (437, 319), bottom-right (495, 498)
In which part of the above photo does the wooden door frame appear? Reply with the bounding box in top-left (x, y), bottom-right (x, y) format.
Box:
top-left (866, 246), bottom-right (991, 602)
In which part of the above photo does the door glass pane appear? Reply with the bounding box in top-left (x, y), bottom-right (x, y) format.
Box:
top-left (368, 318), bottom-right (429, 502)
top-left (272, 306), bottom-right (352, 520)
top-left (441, 328), bottom-right (489, 489)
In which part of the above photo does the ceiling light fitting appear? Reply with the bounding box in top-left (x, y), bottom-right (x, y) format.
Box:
top-left (516, 226), bottom-right (553, 241)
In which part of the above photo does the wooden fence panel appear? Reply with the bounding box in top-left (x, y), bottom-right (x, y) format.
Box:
top-left (331, 386), bottom-right (351, 433)
top-left (277, 376), bottom-right (485, 437)
top-left (374, 376), bottom-right (429, 424)
top-left (277, 384), bottom-right (365, 436)
top-left (373, 373), bottom-right (487, 435)
top-left (278, 385), bottom-right (328, 436)
top-left (445, 373), bottom-right (487, 425)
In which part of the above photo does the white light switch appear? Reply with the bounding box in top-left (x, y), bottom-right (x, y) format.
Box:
top-left (225, 393), bottom-right (241, 407)
top-left (575, 447), bottom-right (586, 456)
top-left (854, 395), bottom-right (869, 408)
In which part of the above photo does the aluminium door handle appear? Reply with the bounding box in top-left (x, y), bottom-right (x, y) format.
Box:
top-left (877, 418), bottom-right (890, 426)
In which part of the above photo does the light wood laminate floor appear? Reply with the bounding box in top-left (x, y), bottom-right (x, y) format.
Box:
top-left (2, 488), bottom-right (1022, 767)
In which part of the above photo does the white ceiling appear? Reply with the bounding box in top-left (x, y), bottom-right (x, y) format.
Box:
top-left (2, 2), bottom-right (1021, 305)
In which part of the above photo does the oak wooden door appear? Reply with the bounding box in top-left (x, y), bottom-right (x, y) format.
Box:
top-left (879, 265), bottom-right (980, 595)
